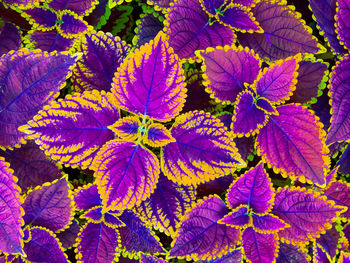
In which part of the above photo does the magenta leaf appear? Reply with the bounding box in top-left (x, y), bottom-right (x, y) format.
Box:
top-left (326, 54), bottom-right (350, 145)
top-left (0, 49), bottom-right (76, 148)
top-left (251, 213), bottom-right (288, 234)
top-left (56, 220), bottom-right (80, 249)
top-left (272, 187), bottom-right (346, 245)
top-left (165, 0), bottom-right (234, 61)
top-left (23, 227), bottom-right (68, 263)
top-left (197, 45), bottom-right (260, 104)
top-left (47, 0), bottom-right (98, 16)
top-left (324, 180), bottom-right (350, 219)
top-left (19, 91), bottom-right (119, 169)
top-left (254, 55), bottom-right (300, 104)
top-left (196, 248), bottom-right (243, 263)
top-left (72, 31), bottom-right (130, 92)
top-left (289, 59), bottom-right (328, 104)
top-left (26, 29), bottom-right (76, 52)
top-left (276, 242), bottom-right (309, 263)
top-left (135, 174), bottom-right (196, 236)
top-left (76, 222), bottom-right (120, 263)
top-left (256, 104), bottom-right (330, 186)
top-left (310, 0), bottom-right (345, 53)
top-left (0, 158), bottom-right (24, 255)
top-left (336, 0), bottom-right (350, 50)
top-left (219, 205), bottom-right (250, 228)
top-left (231, 91), bottom-right (268, 136)
top-left (242, 227), bottom-right (278, 263)
top-left (237, 1), bottom-right (321, 60)
top-left (118, 210), bottom-right (165, 256)
top-left (0, 22), bottom-right (21, 57)
top-left (161, 111), bottom-right (245, 186)
top-left (92, 140), bottom-right (160, 211)
top-left (169, 195), bottom-right (240, 261)
top-left (23, 177), bottom-right (74, 233)
top-left (0, 141), bottom-right (61, 191)
top-left (74, 184), bottom-right (102, 210)
top-left (1, 0), bottom-right (38, 8)
top-left (226, 163), bottom-right (274, 214)
top-left (140, 254), bottom-right (168, 263)
top-left (112, 31), bottom-right (186, 122)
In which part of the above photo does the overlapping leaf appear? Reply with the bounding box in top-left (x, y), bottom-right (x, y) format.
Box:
top-left (276, 243), bottom-right (309, 263)
top-left (0, 141), bottom-right (61, 191)
top-left (21, 8), bottom-right (57, 30)
top-left (47, 0), bottom-right (98, 16)
top-left (140, 254), bottom-right (168, 263)
top-left (56, 220), bottom-right (80, 249)
top-left (0, 158), bottom-right (24, 255)
top-left (316, 226), bottom-right (341, 260)
top-left (72, 31), bottom-right (130, 92)
top-left (324, 180), bottom-right (350, 219)
top-left (22, 177), bottom-right (74, 232)
top-left (74, 184), bottom-right (102, 210)
top-left (164, 0), bottom-right (235, 61)
top-left (161, 111), bottom-right (245, 186)
top-left (256, 104), bottom-right (330, 186)
top-left (195, 248), bottom-right (243, 263)
top-left (272, 187), bottom-right (346, 245)
top-left (92, 140), bottom-right (160, 211)
top-left (19, 91), bottom-right (119, 169)
top-left (112, 31), bottom-right (186, 122)
top-left (237, 0), bottom-right (321, 60)
top-left (143, 123), bottom-right (175, 147)
top-left (337, 143), bottom-right (350, 175)
top-left (57, 11), bottom-right (90, 38)
top-left (327, 54), bottom-right (350, 145)
top-left (23, 227), bottom-right (68, 263)
top-left (135, 174), bottom-right (195, 236)
top-left (118, 210), bottom-right (165, 256)
top-left (219, 205), bottom-right (250, 228)
top-left (169, 195), bottom-right (240, 261)
top-left (226, 163), bottom-right (274, 213)
top-left (109, 116), bottom-right (141, 142)
top-left (134, 14), bottom-right (163, 47)
top-left (0, 22), bottom-right (21, 57)
top-left (0, 49), bottom-right (76, 148)
top-left (336, 0), bottom-right (350, 50)
top-left (197, 45), bottom-right (260, 104)
top-left (76, 222), bottom-right (120, 263)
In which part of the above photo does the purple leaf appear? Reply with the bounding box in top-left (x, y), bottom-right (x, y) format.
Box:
top-left (289, 59), bottom-right (328, 104)
top-left (197, 45), bottom-right (260, 104)
top-left (56, 220), bottom-right (80, 249)
top-left (337, 143), bottom-right (350, 175)
top-left (103, 212), bottom-right (124, 228)
top-left (195, 248), bottom-right (243, 263)
top-left (256, 104), bottom-right (330, 187)
top-left (340, 252), bottom-right (350, 263)
top-left (74, 184), bottom-right (102, 210)
top-left (336, 0), bottom-right (350, 50)
top-left (135, 174), bottom-right (196, 236)
top-left (310, 0), bottom-right (345, 53)
top-left (134, 14), bottom-right (163, 47)
top-left (255, 98), bottom-right (277, 114)
top-left (140, 254), bottom-right (168, 263)
top-left (148, 0), bottom-right (173, 11)
top-left (251, 213), bottom-right (288, 234)
top-left (326, 54), bottom-right (350, 145)
top-left (218, 4), bottom-right (261, 32)
top-left (316, 225), bottom-right (341, 260)
top-left (313, 243), bottom-right (329, 263)
top-left (82, 207), bottom-right (103, 222)
top-left (0, 140), bottom-right (61, 191)
top-left (237, 1), bottom-right (321, 60)
top-left (233, 136), bottom-right (255, 161)
top-left (57, 11), bottom-right (90, 38)
top-left (161, 111), bottom-right (245, 186)
top-left (0, 49), bottom-right (76, 148)
top-left (165, 0), bottom-right (234, 61)
top-left (242, 227), bottom-right (278, 263)
top-left (23, 177), bottom-right (74, 232)
top-left (92, 140), bottom-right (160, 211)
top-left (1, 0), bottom-right (37, 8)
top-left (199, 0), bottom-right (228, 16)
top-left (23, 227), bottom-right (68, 263)
top-left (254, 55), bottom-right (300, 104)
top-left (276, 242), bottom-right (310, 263)
top-left (272, 187), bottom-right (346, 245)
top-left (231, 91), bottom-right (268, 136)
top-left (324, 180), bottom-right (350, 219)
top-left (0, 22), bottom-right (21, 57)
top-left (226, 162), bottom-right (274, 214)
top-left (143, 123), bottom-right (175, 147)
top-left (109, 116), bottom-right (141, 142)
top-left (0, 158), bottom-right (24, 255)
top-left (312, 91), bottom-right (331, 131)
top-left (76, 222), bottom-right (120, 263)
top-left (21, 8), bottom-right (57, 30)
top-left (47, 0), bottom-right (98, 16)
top-left (219, 205), bottom-right (250, 228)
top-left (169, 195), bottom-right (240, 261)
top-left (112, 31), bottom-right (186, 122)
top-left (72, 31), bottom-right (130, 92)
top-left (118, 210), bottom-right (165, 256)
top-left (19, 91), bottom-right (119, 169)
top-left (26, 29), bottom-right (76, 52)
